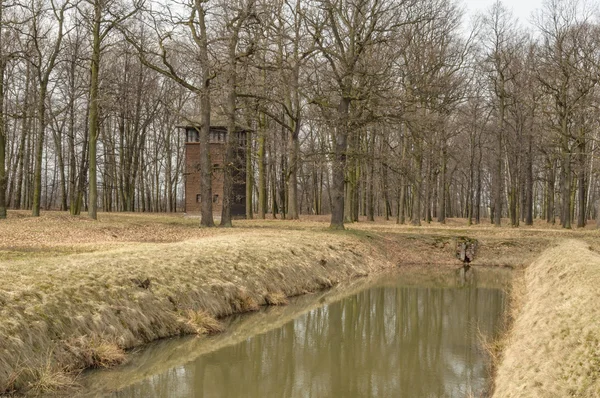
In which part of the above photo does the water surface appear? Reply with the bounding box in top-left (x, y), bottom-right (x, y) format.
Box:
top-left (81, 268), bottom-right (508, 398)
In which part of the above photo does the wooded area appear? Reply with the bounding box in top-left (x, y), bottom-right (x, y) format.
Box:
top-left (0, 0), bottom-right (599, 229)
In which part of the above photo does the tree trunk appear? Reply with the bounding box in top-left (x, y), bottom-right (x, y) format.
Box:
top-left (245, 129), bottom-right (253, 219)
top-left (397, 132), bottom-right (407, 225)
top-left (270, 142), bottom-right (278, 218)
top-left (51, 120), bottom-right (68, 211)
top-left (343, 127), bottom-right (357, 223)
top-left (32, 83), bottom-right (49, 217)
top-left (279, 146), bottom-right (286, 219)
top-left (546, 158), bottom-right (555, 224)
top-left (287, 121), bottom-right (300, 219)
top-left (493, 96), bottom-right (504, 227)
top-left (577, 137), bottom-right (586, 228)
top-left (525, 134), bottom-right (534, 225)
top-left (424, 152), bottom-right (432, 223)
top-left (438, 143), bottom-right (447, 224)
top-left (0, 61), bottom-right (5, 219)
top-left (0, 13), bottom-right (5, 219)
top-left (10, 114), bottom-right (27, 210)
top-left (411, 143), bottom-right (422, 226)
top-left (220, 60), bottom-right (236, 227)
top-left (330, 96), bottom-right (350, 230)
top-left (560, 109), bottom-right (571, 228)
top-left (475, 160), bottom-right (481, 224)
top-left (68, 58), bottom-right (77, 214)
top-left (257, 114), bottom-right (266, 219)
top-left (366, 131), bottom-right (375, 222)
top-left (87, 1), bottom-right (101, 220)
top-left (32, 4), bottom-right (66, 215)
top-left (561, 151), bottom-right (571, 229)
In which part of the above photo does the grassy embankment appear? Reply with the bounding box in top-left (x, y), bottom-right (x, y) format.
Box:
top-left (0, 211), bottom-right (598, 395)
top-left (492, 240), bottom-right (600, 398)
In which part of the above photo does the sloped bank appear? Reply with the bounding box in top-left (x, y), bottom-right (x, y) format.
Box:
top-left (0, 230), bottom-right (395, 395)
top-left (493, 240), bottom-right (600, 398)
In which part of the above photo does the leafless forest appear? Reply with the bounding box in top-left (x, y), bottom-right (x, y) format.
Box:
top-left (0, 0), bottom-right (599, 229)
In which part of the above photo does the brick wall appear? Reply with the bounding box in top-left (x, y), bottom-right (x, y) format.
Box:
top-left (184, 142), bottom-right (228, 215)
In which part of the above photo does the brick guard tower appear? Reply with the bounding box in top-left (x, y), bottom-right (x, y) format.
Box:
top-left (180, 119), bottom-right (248, 218)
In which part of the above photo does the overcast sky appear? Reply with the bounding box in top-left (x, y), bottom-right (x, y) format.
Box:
top-left (462, 0), bottom-right (544, 26)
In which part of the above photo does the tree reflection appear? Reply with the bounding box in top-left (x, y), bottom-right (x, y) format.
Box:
top-left (115, 283), bottom-right (505, 398)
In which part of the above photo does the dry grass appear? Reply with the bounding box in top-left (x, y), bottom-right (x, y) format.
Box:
top-left (88, 342), bottom-right (126, 369)
top-left (65, 337), bottom-right (127, 370)
top-left (493, 240), bottom-right (600, 398)
top-left (235, 290), bottom-right (260, 312)
top-left (3, 210), bottom-right (593, 272)
top-left (0, 211), bottom-right (598, 395)
top-left (185, 310), bottom-right (225, 335)
top-left (25, 353), bottom-right (78, 396)
top-left (479, 272), bottom-right (526, 375)
top-left (0, 213), bottom-right (399, 395)
top-left (265, 291), bottom-right (289, 306)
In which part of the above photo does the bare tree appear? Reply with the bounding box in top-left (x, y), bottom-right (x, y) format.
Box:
top-left (480, 0), bottom-right (524, 227)
top-left (535, 0), bottom-right (598, 228)
top-left (125, 0), bottom-right (218, 226)
top-left (84, 0), bottom-right (142, 220)
top-left (27, 0), bottom-right (71, 216)
top-left (306, 0), bottom-right (410, 230)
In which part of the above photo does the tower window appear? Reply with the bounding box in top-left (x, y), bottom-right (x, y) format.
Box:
top-left (187, 129), bottom-right (199, 142)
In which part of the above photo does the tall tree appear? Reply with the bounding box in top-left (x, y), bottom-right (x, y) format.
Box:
top-left (307, 0), bottom-right (408, 230)
top-left (480, 0), bottom-right (523, 227)
top-left (29, 0), bottom-right (71, 217)
top-left (85, 0), bottom-right (141, 220)
top-left (219, 0), bottom-right (257, 227)
top-left (535, 0), bottom-right (598, 228)
top-left (0, 0), bottom-right (8, 219)
top-left (126, 0), bottom-right (216, 226)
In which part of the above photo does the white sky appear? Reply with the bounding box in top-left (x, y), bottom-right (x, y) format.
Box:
top-left (462, 0), bottom-right (544, 27)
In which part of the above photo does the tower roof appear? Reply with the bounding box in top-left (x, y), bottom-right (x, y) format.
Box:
top-left (177, 115), bottom-right (251, 132)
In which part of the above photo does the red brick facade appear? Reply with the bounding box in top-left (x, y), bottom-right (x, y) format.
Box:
top-left (184, 126), bottom-right (246, 217)
top-left (184, 142), bottom-right (226, 214)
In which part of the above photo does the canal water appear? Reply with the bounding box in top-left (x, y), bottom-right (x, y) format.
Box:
top-left (80, 268), bottom-right (509, 398)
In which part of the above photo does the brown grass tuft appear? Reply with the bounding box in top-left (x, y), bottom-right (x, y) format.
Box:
top-left (186, 310), bottom-right (225, 335)
top-left (66, 337), bottom-right (126, 369)
top-left (265, 291), bottom-right (289, 306)
top-left (27, 356), bottom-right (78, 395)
top-left (89, 341), bottom-right (127, 368)
top-left (236, 291), bottom-right (260, 312)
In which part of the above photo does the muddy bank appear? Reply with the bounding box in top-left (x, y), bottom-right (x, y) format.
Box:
top-left (0, 230), bottom-right (399, 395)
top-left (493, 240), bottom-right (600, 398)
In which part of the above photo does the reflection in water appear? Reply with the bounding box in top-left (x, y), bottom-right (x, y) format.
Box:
top-left (112, 283), bottom-right (505, 398)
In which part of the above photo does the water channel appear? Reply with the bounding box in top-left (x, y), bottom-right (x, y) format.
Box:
top-left (79, 268), bottom-right (510, 398)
